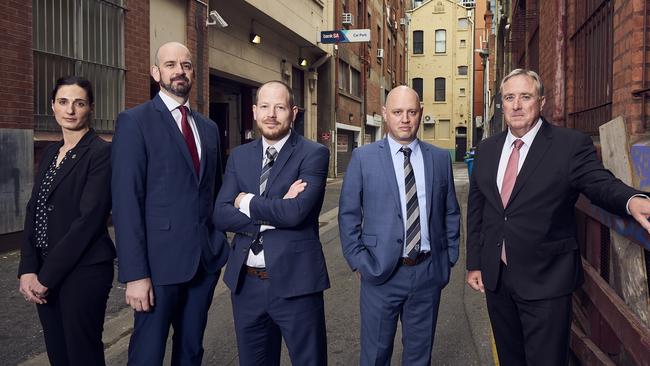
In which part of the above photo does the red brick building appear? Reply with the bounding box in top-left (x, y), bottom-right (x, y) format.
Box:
top-left (332, 0), bottom-right (409, 176)
top-left (487, 0), bottom-right (649, 137)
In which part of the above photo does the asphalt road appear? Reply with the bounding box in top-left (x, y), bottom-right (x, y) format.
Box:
top-left (4, 163), bottom-right (494, 366)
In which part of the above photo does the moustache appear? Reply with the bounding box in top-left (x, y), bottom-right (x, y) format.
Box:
top-left (172, 76), bottom-right (189, 83)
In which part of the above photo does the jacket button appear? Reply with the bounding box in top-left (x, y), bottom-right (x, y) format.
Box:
top-left (47, 204), bottom-right (54, 212)
top-left (504, 216), bottom-right (508, 221)
top-left (496, 242), bottom-right (501, 247)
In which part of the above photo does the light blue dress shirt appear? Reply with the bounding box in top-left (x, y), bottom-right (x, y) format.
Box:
top-left (387, 136), bottom-right (430, 256)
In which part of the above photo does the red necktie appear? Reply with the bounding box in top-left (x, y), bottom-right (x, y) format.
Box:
top-left (178, 105), bottom-right (200, 176)
top-left (500, 139), bottom-right (524, 264)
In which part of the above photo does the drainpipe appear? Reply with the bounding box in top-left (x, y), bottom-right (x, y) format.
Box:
top-left (554, 0), bottom-right (566, 127)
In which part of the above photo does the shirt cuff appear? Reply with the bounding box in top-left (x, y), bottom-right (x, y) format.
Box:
top-left (238, 193), bottom-right (254, 217)
top-left (626, 194), bottom-right (650, 215)
top-left (260, 224), bottom-right (276, 232)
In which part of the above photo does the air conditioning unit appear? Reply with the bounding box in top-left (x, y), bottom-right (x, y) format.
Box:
top-left (400, 18), bottom-right (407, 26)
top-left (377, 48), bottom-right (384, 58)
top-left (342, 13), bottom-right (353, 25)
top-left (423, 115), bottom-right (435, 124)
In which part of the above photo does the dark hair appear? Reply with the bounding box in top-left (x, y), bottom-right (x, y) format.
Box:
top-left (51, 76), bottom-right (94, 105)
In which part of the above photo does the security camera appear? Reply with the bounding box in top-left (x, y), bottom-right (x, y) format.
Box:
top-left (207, 10), bottom-right (228, 28)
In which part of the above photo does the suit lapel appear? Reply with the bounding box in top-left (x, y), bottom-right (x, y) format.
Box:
top-left (153, 95), bottom-right (199, 185)
top-left (507, 121), bottom-right (552, 206)
top-left (421, 143), bottom-right (434, 221)
top-left (193, 111), bottom-right (208, 183)
top-left (46, 130), bottom-right (94, 200)
top-left (251, 138), bottom-right (264, 194)
top-left (265, 131), bottom-right (298, 194)
top-left (379, 138), bottom-right (402, 211)
top-left (490, 132), bottom-right (507, 210)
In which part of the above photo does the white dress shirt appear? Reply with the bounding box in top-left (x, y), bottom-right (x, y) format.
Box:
top-left (496, 118), bottom-right (543, 192)
top-left (158, 91), bottom-right (202, 159)
top-left (239, 131), bottom-right (292, 268)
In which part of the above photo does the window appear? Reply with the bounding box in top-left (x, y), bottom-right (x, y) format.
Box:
top-left (460, 39), bottom-right (466, 48)
top-left (338, 60), bottom-right (360, 97)
top-left (338, 60), bottom-right (349, 90)
top-left (413, 30), bottom-right (424, 54)
top-left (434, 1), bottom-right (445, 12)
top-left (434, 78), bottom-right (446, 101)
top-left (458, 18), bottom-right (469, 30)
top-left (460, 88), bottom-right (466, 96)
top-left (435, 30), bottom-right (446, 53)
top-left (33, 0), bottom-right (125, 133)
top-left (458, 66), bottom-right (468, 76)
top-left (412, 78), bottom-right (423, 101)
top-left (351, 68), bottom-right (361, 97)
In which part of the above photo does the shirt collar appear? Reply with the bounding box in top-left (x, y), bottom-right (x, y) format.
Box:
top-left (158, 91), bottom-right (191, 113)
top-left (506, 117), bottom-right (542, 148)
top-left (387, 135), bottom-right (420, 157)
top-left (262, 130), bottom-right (292, 155)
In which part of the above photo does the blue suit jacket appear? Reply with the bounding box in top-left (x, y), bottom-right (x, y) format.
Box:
top-left (111, 95), bottom-right (228, 286)
top-left (338, 138), bottom-right (461, 285)
top-left (214, 131), bottom-right (330, 298)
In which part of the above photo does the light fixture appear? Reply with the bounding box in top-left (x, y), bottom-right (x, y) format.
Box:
top-left (250, 33), bottom-right (261, 44)
top-left (250, 20), bottom-right (261, 44)
top-left (298, 57), bottom-right (308, 67)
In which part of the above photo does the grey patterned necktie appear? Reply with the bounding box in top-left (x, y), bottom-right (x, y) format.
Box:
top-left (251, 146), bottom-right (278, 255)
top-left (401, 146), bottom-right (421, 259)
top-left (259, 146), bottom-right (278, 195)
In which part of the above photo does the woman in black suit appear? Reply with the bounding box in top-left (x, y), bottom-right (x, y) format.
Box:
top-left (18, 76), bottom-right (115, 366)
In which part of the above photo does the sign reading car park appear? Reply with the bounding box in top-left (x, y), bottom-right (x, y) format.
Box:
top-left (320, 29), bottom-right (371, 44)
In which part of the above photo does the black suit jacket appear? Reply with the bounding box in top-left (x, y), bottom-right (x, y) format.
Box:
top-left (466, 120), bottom-right (640, 300)
top-left (18, 129), bottom-right (115, 289)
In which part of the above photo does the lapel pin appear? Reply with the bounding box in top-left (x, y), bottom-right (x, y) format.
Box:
top-left (71, 154), bottom-right (76, 159)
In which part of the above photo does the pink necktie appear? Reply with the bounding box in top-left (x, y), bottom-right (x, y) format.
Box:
top-left (500, 139), bottom-right (524, 264)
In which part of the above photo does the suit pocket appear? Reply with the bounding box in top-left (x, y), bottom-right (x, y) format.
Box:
top-left (537, 238), bottom-right (578, 256)
top-left (146, 217), bottom-right (170, 231)
top-left (362, 234), bottom-right (377, 247)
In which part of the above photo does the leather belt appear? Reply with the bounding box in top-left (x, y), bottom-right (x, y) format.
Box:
top-left (400, 251), bottom-right (431, 266)
top-left (245, 266), bottom-right (269, 280)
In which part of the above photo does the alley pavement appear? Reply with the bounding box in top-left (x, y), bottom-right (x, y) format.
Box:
top-left (2, 163), bottom-right (494, 365)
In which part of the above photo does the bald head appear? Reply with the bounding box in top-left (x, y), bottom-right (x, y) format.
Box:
top-left (385, 85), bottom-right (421, 108)
top-left (382, 85), bottom-right (422, 144)
top-left (154, 42), bottom-right (191, 66)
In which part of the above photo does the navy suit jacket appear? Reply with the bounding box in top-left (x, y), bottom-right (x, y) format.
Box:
top-left (466, 120), bottom-right (640, 300)
top-left (339, 138), bottom-right (461, 285)
top-left (214, 131), bottom-right (330, 298)
top-left (111, 95), bottom-right (228, 286)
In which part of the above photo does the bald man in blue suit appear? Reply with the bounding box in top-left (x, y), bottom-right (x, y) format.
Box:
top-left (339, 85), bottom-right (460, 366)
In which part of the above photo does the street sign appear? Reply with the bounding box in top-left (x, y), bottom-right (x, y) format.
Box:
top-left (320, 29), bottom-right (371, 44)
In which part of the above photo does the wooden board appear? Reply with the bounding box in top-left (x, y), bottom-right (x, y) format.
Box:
top-left (599, 116), bottom-right (650, 326)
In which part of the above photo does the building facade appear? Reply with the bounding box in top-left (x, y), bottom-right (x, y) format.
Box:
top-left (333, 0), bottom-right (409, 176)
top-left (408, 0), bottom-right (475, 161)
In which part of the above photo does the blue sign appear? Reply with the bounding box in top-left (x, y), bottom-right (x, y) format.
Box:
top-left (320, 29), bottom-right (371, 44)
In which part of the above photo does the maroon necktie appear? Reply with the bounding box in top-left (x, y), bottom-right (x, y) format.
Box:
top-left (178, 105), bottom-right (200, 176)
top-left (500, 139), bottom-right (524, 264)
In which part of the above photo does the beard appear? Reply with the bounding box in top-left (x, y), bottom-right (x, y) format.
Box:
top-left (160, 75), bottom-right (192, 97)
top-left (259, 121), bottom-right (291, 141)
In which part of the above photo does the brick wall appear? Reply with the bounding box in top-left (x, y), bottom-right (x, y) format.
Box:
top-left (124, 0), bottom-right (151, 109)
top-left (186, 0), bottom-right (209, 115)
top-left (611, 0), bottom-right (646, 134)
top-left (0, 1), bottom-right (32, 130)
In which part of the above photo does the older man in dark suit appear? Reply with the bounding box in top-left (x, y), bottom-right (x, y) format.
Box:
top-left (466, 68), bottom-right (650, 365)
